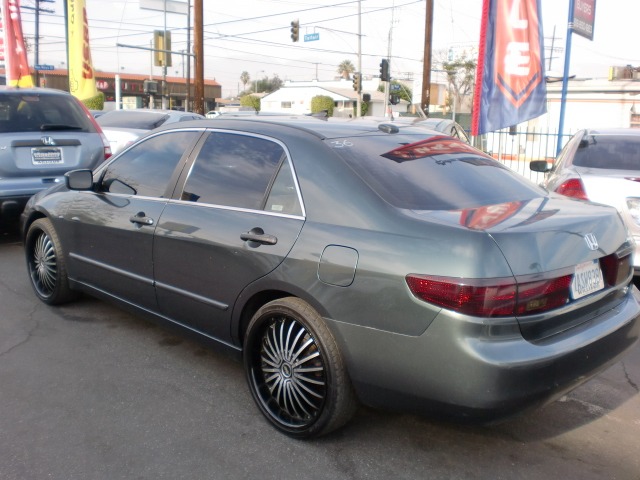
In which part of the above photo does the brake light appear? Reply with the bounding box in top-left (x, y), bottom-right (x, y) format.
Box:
top-left (600, 253), bottom-right (632, 287)
top-left (77, 100), bottom-right (112, 161)
top-left (555, 178), bottom-right (588, 200)
top-left (406, 274), bottom-right (572, 317)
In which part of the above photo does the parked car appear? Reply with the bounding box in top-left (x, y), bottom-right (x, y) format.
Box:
top-left (412, 117), bottom-right (471, 144)
top-left (531, 128), bottom-right (640, 276)
top-left (0, 87), bottom-right (111, 223)
top-left (21, 117), bottom-right (640, 438)
top-left (97, 108), bottom-right (205, 154)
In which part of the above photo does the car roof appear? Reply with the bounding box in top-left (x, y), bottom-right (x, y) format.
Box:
top-left (0, 86), bottom-right (73, 96)
top-left (582, 128), bottom-right (640, 136)
top-left (155, 115), bottom-right (446, 140)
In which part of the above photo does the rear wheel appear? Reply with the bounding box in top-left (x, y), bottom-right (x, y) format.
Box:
top-left (244, 297), bottom-right (357, 438)
top-left (25, 218), bottom-right (76, 305)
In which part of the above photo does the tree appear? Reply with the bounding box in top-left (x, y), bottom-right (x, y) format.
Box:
top-left (240, 94), bottom-right (261, 112)
top-left (337, 59), bottom-right (355, 79)
top-left (311, 95), bottom-right (334, 117)
top-left (240, 71), bottom-right (250, 91)
top-left (377, 81), bottom-right (413, 104)
top-left (440, 52), bottom-right (477, 115)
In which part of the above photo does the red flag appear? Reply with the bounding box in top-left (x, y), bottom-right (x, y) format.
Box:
top-left (472, 0), bottom-right (546, 135)
top-left (1, 0), bottom-right (34, 87)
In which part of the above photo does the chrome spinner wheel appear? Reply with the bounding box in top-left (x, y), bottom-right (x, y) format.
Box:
top-left (244, 297), bottom-right (356, 438)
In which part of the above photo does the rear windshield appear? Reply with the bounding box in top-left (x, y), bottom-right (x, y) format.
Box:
top-left (573, 135), bottom-right (640, 170)
top-left (328, 134), bottom-right (543, 210)
top-left (98, 111), bottom-right (169, 129)
top-left (0, 92), bottom-right (95, 133)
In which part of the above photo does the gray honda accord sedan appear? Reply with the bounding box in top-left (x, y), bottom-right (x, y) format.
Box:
top-left (21, 117), bottom-right (640, 438)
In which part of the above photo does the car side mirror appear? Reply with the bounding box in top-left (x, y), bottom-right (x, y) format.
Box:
top-left (65, 169), bottom-right (94, 190)
top-left (529, 160), bottom-right (552, 173)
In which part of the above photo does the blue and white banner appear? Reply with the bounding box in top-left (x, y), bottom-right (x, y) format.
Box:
top-left (472, 0), bottom-right (547, 135)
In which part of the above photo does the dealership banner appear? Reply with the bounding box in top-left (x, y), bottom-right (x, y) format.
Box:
top-left (472, 0), bottom-right (546, 135)
top-left (1, 0), bottom-right (34, 87)
top-left (67, 0), bottom-right (98, 101)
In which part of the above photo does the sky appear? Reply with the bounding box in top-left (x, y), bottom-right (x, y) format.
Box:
top-left (13, 0), bottom-right (640, 98)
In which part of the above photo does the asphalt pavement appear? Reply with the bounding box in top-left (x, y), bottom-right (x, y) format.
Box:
top-left (1, 223), bottom-right (639, 480)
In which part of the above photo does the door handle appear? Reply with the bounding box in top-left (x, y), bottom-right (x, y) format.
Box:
top-left (129, 213), bottom-right (154, 226)
top-left (241, 227), bottom-right (277, 246)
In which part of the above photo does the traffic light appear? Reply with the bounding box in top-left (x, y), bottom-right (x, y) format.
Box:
top-left (380, 59), bottom-right (390, 81)
top-left (389, 94), bottom-right (400, 105)
top-left (352, 73), bottom-right (361, 93)
top-left (291, 20), bottom-right (299, 42)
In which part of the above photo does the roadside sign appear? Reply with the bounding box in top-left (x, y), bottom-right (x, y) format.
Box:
top-left (35, 64), bottom-right (54, 71)
top-left (304, 33), bottom-right (320, 42)
top-left (390, 84), bottom-right (401, 91)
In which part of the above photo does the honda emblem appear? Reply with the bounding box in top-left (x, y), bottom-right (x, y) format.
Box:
top-left (41, 136), bottom-right (56, 146)
top-left (584, 233), bottom-right (599, 251)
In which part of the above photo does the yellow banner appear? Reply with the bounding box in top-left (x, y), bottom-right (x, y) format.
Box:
top-left (67, 0), bottom-right (97, 101)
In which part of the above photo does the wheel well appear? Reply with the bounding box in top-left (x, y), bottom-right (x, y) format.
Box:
top-left (22, 211), bottom-right (47, 242)
top-left (238, 290), bottom-right (294, 345)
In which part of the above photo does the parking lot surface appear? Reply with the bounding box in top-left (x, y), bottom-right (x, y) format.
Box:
top-left (1, 226), bottom-right (639, 480)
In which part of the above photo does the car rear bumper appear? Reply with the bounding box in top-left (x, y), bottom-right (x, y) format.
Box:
top-left (1, 176), bottom-right (64, 218)
top-left (327, 285), bottom-right (640, 422)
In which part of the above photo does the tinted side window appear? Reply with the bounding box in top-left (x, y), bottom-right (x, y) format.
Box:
top-left (101, 131), bottom-right (199, 197)
top-left (181, 132), bottom-right (285, 209)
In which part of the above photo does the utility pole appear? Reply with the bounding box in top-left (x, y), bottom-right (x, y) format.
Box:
top-left (186, 0), bottom-right (191, 111)
top-left (421, 0), bottom-right (433, 116)
top-left (356, 0), bottom-right (362, 117)
top-left (193, 0), bottom-right (204, 114)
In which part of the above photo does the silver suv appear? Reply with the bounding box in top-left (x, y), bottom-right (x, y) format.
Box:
top-left (0, 87), bottom-right (111, 221)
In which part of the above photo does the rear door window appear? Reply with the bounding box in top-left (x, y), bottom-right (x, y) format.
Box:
top-left (181, 132), bottom-right (299, 213)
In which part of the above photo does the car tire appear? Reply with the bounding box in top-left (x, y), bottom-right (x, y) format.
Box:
top-left (25, 218), bottom-right (77, 305)
top-left (244, 297), bottom-right (357, 438)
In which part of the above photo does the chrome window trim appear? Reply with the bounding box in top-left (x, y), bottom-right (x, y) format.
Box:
top-left (166, 197), bottom-right (305, 221)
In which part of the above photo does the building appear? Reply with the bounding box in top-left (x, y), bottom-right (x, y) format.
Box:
top-left (1, 68), bottom-right (221, 112)
top-left (259, 78), bottom-right (431, 117)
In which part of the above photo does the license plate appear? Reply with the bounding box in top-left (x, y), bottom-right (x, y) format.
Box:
top-left (571, 259), bottom-right (605, 300)
top-left (31, 147), bottom-right (63, 165)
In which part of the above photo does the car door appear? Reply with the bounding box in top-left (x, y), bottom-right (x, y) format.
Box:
top-left (64, 129), bottom-right (203, 309)
top-left (153, 131), bottom-right (305, 342)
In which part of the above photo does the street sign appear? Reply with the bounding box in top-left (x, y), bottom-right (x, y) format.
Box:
top-left (390, 84), bottom-right (401, 91)
top-left (35, 64), bottom-right (54, 71)
top-left (304, 33), bottom-right (320, 42)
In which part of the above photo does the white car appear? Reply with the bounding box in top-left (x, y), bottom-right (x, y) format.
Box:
top-left (97, 109), bottom-right (204, 154)
top-left (531, 128), bottom-right (640, 275)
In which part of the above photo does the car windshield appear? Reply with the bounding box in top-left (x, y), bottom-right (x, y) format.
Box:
top-left (98, 111), bottom-right (170, 129)
top-left (573, 135), bottom-right (640, 170)
top-left (329, 134), bottom-right (543, 211)
top-left (0, 93), bottom-right (94, 133)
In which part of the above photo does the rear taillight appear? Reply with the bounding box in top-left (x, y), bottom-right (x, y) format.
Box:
top-left (555, 178), bottom-right (588, 200)
top-left (406, 273), bottom-right (572, 317)
top-left (77, 101), bottom-right (112, 161)
top-left (600, 253), bottom-right (632, 287)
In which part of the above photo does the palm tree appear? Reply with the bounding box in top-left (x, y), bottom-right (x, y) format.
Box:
top-left (337, 59), bottom-right (355, 79)
top-left (240, 71), bottom-right (250, 92)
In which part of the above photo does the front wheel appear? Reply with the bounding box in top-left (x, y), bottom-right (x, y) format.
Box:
top-left (244, 297), bottom-right (357, 438)
top-left (25, 218), bottom-right (76, 305)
